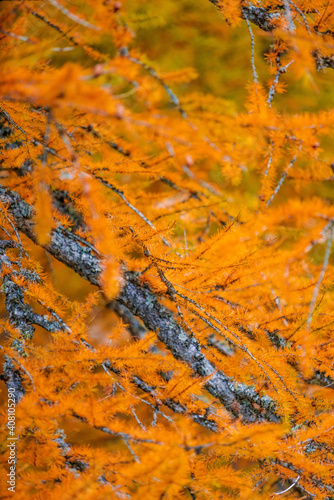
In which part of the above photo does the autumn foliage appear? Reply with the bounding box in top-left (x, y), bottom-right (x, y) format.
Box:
top-left (1, 0), bottom-right (334, 498)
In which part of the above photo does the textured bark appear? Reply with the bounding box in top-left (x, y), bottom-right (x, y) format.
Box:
top-left (0, 356), bottom-right (25, 403)
top-left (0, 254), bottom-right (62, 339)
top-left (208, 0), bottom-right (281, 31)
top-left (0, 186), bottom-right (278, 422)
top-left (207, 1), bottom-right (334, 70)
top-left (118, 273), bottom-right (278, 422)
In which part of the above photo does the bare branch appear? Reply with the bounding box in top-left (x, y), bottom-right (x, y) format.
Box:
top-left (244, 13), bottom-right (258, 84)
top-left (273, 475), bottom-right (301, 496)
top-left (266, 151), bottom-right (299, 207)
top-left (47, 0), bottom-right (100, 31)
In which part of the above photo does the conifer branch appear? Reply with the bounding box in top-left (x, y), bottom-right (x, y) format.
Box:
top-left (307, 222), bottom-right (334, 330)
top-left (208, 1), bottom-right (334, 69)
top-left (0, 185), bottom-right (279, 423)
top-left (0, 234), bottom-right (219, 434)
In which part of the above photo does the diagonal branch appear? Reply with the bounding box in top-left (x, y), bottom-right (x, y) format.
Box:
top-left (306, 221), bottom-right (334, 330)
top-left (0, 185), bottom-right (278, 423)
top-left (0, 197), bottom-right (328, 498)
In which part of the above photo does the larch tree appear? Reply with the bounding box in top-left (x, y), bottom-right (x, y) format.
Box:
top-left (0, 0), bottom-right (334, 499)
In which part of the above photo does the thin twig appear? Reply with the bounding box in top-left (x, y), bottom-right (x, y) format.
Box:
top-left (126, 53), bottom-right (187, 117)
top-left (307, 222), bottom-right (334, 330)
top-left (47, 0), bottom-right (100, 30)
top-left (264, 151), bottom-right (273, 177)
top-left (245, 14), bottom-right (258, 84)
top-left (123, 438), bottom-right (140, 463)
top-left (131, 407), bottom-right (147, 432)
top-left (95, 175), bottom-right (156, 230)
top-left (266, 149), bottom-right (300, 207)
top-left (0, 107), bottom-right (28, 136)
top-left (273, 475), bottom-right (301, 496)
top-left (267, 59), bottom-right (294, 107)
top-left (288, 0), bottom-right (311, 33)
top-left (0, 29), bottom-right (34, 43)
top-left (156, 266), bottom-right (294, 398)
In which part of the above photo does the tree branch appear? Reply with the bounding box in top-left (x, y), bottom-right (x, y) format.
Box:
top-left (208, 1), bottom-right (334, 70)
top-left (0, 186), bottom-right (278, 423)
